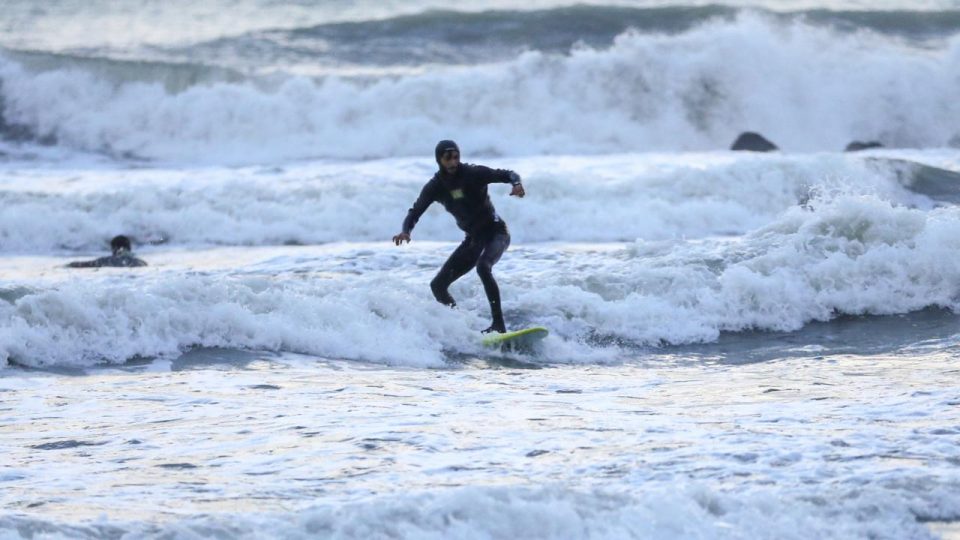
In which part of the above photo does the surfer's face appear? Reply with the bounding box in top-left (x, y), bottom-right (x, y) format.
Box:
top-left (440, 150), bottom-right (460, 174)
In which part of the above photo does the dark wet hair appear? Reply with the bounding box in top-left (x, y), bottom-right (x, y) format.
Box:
top-left (111, 235), bottom-right (132, 255)
top-left (434, 139), bottom-right (459, 165)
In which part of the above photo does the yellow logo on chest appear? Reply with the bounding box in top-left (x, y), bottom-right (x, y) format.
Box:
top-left (450, 189), bottom-right (465, 200)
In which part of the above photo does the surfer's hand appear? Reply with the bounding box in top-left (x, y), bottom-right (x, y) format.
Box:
top-left (510, 183), bottom-right (525, 198)
top-left (393, 232), bottom-right (411, 246)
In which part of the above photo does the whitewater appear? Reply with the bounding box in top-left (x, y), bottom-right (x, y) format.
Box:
top-left (3, 2), bottom-right (960, 538)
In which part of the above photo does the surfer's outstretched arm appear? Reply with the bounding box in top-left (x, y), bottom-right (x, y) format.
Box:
top-left (393, 178), bottom-right (438, 245)
top-left (478, 166), bottom-right (525, 198)
top-left (66, 260), bottom-right (100, 268)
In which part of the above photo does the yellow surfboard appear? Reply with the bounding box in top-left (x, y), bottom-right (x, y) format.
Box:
top-left (481, 326), bottom-right (549, 349)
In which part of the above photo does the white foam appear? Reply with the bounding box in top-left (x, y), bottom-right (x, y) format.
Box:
top-left (2, 191), bottom-right (959, 368)
top-left (157, 482), bottom-right (959, 539)
top-left (0, 481), bottom-right (953, 539)
top-left (0, 152), bottom-right (931, 252)
top-left (0, 269), bottom-right (473, 368)
top-left (527, 194), bottom-right (960, 346)
top-left (530, 191), bottom-right (939, 339)
top-left (3, 14), bottom-right (959, 163)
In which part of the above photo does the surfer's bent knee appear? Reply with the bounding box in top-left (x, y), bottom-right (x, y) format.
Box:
top-left (476, 260), bottom-right (494, 278)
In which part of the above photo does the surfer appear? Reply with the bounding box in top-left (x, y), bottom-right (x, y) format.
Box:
top-left (67, 235), bottom-right (148, 268)
top-left (393, 140), bottom-right (525, 334)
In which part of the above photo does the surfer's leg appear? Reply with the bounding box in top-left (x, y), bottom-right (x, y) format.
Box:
top-left (477, 231), bottom-right (511, 333)
top-left (430, 237), bottom-right (483, 307)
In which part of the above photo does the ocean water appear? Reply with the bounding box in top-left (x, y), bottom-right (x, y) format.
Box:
top-left (3, 1), bottom-right (960, 538)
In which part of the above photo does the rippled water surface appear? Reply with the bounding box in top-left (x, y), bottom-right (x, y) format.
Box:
top-left (3, 347), bottom-right (960, 537)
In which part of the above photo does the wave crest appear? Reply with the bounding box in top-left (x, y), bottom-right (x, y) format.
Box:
top-left (2, 14), bottom-right (960, 163)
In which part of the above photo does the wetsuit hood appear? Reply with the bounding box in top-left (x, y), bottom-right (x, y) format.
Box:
top-left (435, 140), bottom-right (459, 167)
top-left (111, 235), bottom-right (132, 256)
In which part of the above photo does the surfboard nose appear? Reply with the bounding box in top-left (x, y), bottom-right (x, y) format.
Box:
top-left (481, 326), bottom-right (549, 349)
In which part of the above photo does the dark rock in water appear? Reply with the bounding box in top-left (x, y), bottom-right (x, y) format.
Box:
top-left (730, 132), bottom-right (778, 152)
top-left (845, 141), bottom-right (884, 152)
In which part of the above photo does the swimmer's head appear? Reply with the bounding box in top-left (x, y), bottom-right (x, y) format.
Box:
top-left (111, 235), bottom-right (132, 255)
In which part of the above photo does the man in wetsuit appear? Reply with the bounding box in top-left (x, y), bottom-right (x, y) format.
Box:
top-left (393, 140), bottom-right (525, 334)
top-left (67, 235), bottom-right (148, 268)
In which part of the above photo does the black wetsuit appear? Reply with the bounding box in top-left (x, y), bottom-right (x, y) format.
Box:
top-left (67, 253), bottom-right (148, 268)
top-left (402, 163), bottom-right (518, 332)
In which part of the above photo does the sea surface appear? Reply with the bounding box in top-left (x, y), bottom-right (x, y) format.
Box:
top-left (3, 1), bottom-right (960, 538)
